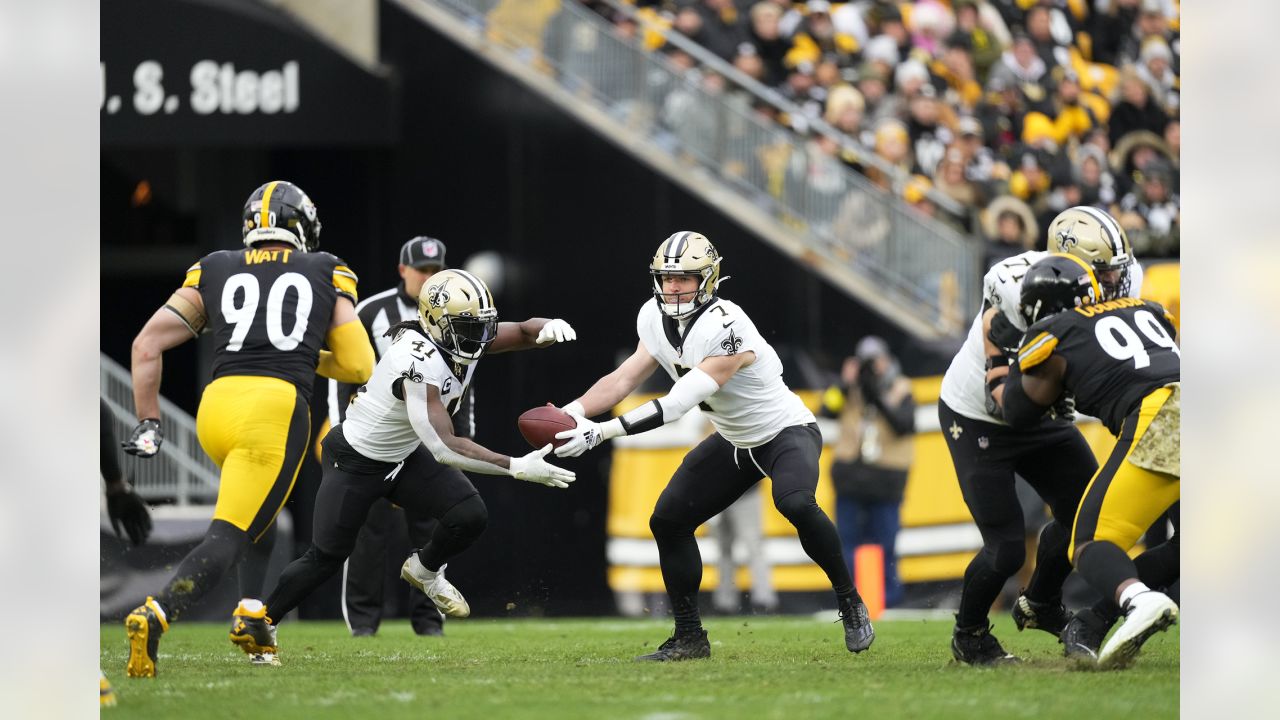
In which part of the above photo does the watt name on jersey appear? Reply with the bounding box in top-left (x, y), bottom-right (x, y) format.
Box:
top-left (940, 250), bottom-right (1145, 425)
top-left (636, 298), bottom-right (813, 448)
top-left (341, 326), bottom-right (475, 462)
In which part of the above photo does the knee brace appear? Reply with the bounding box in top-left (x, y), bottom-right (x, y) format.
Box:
top-left (982, 539), bottom-right (1026, 577)
top-left (438, 494), bottom-right (488, 544)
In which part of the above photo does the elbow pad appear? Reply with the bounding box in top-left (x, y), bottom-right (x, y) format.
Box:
top-left (617, 367), bottom-right (720, 436)
top-left (319, 320), bottom-right (375, 383)
top-left (1001, 365), bottom-right (1050, 428)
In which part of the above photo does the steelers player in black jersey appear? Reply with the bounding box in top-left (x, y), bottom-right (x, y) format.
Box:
top-left (120, 180), bottom-right (376, 678)
top-left (990, 254), bottom-right (1180, 669)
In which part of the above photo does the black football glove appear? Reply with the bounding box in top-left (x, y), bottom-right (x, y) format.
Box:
top-left (107, 485), bottom-right (153, 546)
top-left (987, 312), bottom-right (1024, 362)
top-left (121, 418), bottom-right (163, 458)
top-left (1049, 393), bottom-right (1077, 423)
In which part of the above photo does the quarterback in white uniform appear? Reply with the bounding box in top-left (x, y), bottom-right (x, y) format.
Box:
top-left (554, 231), bottom-right (875, 661)
top-left (937, 206), bottom-right (1146, 665)
top-left (252, 269), bottom-right (577, 660)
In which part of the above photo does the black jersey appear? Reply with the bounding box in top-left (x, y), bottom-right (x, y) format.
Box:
top-left (1018, 297), bottom-right (1180, 434)
top-left (182, 247), bottom-right (358, 390)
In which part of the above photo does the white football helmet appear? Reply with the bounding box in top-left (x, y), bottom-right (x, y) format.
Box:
top-left (650, 231), bottom-right (723, 319)
top-left (1047, 206), bottom-right (1132, 299)
top-left (417, 269), bottom-right (498, 364)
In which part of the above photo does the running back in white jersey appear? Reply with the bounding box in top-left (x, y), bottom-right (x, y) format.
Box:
top-left (940, 250), bottom-right (1145, 424)
top-left (342, 326), bottom-right (476, 462)
top-left (636, 297), bottom-right (814, 448)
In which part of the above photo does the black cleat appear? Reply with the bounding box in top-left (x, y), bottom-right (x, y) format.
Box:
top-left (839, 601), bottom-right (875, 653)
top-left (951, 622), bottom-right (1020, 666)
top-left (1012, 593), bottom-right (1073, 636)
top-left (636, 629), bottom-right (711, 662)
top-left (1060, 607), bottom-right (1114, 661)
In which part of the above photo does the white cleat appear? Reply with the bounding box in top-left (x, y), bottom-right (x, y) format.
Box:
top-left (401, 555), bottom-right (471, 618)
top-left (1097, 590), bottom-right (1178, 669)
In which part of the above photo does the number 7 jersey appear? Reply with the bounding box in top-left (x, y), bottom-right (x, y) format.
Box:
top-left (182, 248), bottom-right (358, 389)
top-left (1018, 298), bottom-right (1180, 435)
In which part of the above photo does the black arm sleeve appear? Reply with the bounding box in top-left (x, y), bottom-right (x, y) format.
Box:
top-left (101, 400), bottom-right (123, 483)
top-left (875, 391), bottom-right (916, 436)
top-left (1001, 365), bottom-right (1051, 428)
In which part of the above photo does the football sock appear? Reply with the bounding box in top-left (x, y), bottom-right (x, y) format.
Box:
top-left (416, 494), bottom-right (488, 571)
top-left (957, 538), bottom-right (1024, 628)
top-left (1118, 581), bottom-right (1151, 610)
top-left (650, 514), bottom-right (704, 632)
top-left (1076, 541), bottom-right (1140, 607)
top-left (264, 543), bottom-right (346, 623)
top-left (1133, 536), bottom-right (1179, 591)
top-left (155, 519), bottom-right (249, 622)
top-left (238, 520), bottom-right (276, 599)
top-left (776, 491), bottom-right (856, 597)
top-left (1024, 520), bottom-right (1071, 604)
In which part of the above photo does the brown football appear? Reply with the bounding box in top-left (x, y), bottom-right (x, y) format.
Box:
top-left (517, 405), bottom-right (577, 449)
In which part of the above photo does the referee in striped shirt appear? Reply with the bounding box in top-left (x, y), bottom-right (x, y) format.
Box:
top-left (328, 236), bottom-right (474, 636)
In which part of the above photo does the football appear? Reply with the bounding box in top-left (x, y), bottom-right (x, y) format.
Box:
top-left (517, 405), bottom-right (577, 449)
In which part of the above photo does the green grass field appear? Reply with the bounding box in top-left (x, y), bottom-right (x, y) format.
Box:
top-left (101, 615), bottom-right (1177, 719)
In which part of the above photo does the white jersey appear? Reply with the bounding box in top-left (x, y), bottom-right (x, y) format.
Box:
top-left (636, 298), bottom-right (814, 448)
top-left (940, 250), bottom-right (1144, 424)
top-left (341, 327), bottom-right (476, 462)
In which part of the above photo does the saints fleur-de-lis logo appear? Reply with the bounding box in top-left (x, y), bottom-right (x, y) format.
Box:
top-left (400, 362), bottom-right (424, 384)
top-left (721, 329), bottom-right (743, 355)
top-left (1056, 221), bottom-right (1078, 250)
top-left (425, 282), bottom-right (450, 308)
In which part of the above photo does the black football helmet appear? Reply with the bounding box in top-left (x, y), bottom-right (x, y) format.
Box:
top-left (1019, 254), bottom-right (1102, 326)
top-left (241, 180), bottom-right (322, 252)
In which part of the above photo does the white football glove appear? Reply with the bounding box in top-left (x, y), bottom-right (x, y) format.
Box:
top-left (554, 410), bottom-right (605, 458)
top-left (121, 419), bottom-right (163, 458)
top-left (509, 444), bottom-right (576, 488)
top-left (536, 319), bottom-right (577, 344)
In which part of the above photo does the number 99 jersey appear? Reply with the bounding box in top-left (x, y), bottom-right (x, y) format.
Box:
top-left (182, 247), bottom-right (359, 389)
top-left (1018, 298), bottom-right (1180, 435)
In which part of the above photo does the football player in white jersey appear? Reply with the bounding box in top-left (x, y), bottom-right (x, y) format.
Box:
top-left (938, 206), bottom-right (1145, 665)
top-left (238, 270), bottom-right (578, 660)
top-left (553, 231), bottom-right (875, 661)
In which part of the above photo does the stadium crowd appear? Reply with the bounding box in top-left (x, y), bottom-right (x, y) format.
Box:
top-left (580, 0), bottom-right (1180, 266)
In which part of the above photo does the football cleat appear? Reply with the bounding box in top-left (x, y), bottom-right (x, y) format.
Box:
top-left (1097, 591), bottom-right (1178, 669)
top-left (1060, 607), bottom-right (1115, 661)
top-left (401, 555), bottom-right (471, 618)
top-left (124, 596), bottom-right (168, 678)
top-left (635, 628), bottom-right (711, 662)
top-left (228, 600), bottom-right (280, 666)
top-left (100, 671), bottom-right (117, 707)
top-left (951, 621), bottom-right (1020, 666)
top-left (1012, 593), bottom-right (1073, 637)
top-left (839, 600), bottom-right (875, 653)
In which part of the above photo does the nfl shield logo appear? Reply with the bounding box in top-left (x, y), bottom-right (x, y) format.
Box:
top-left (978, 436), bottom-right (989, 450)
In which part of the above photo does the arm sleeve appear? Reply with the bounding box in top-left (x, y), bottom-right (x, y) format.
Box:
top-left (317, 319), bottom-right (376, 384)
top-left (404, 381), bottom-right (511, 476)
top-left (605, 367), bottom-right (721, 438)
top-left (1002, 364), bottom-right (1051, 428)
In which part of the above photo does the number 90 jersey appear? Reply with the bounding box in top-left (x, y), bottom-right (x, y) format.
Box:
top-left (940, 250), bottom-right (1144, 424)
top-left (182, 248), bottom-right (358, 390)
top-left (1018, 298), bottom-right (1179, 435)
top-left (636, 297), bottom-right (814, 448)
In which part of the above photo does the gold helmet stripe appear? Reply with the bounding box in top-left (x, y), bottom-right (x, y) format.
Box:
top-left (1050, 252), bottom-right (1102, 302)
top-left (259, 180), bottom-right (280, 230)
top-left (1076, 205), bottom-right (1125, 260)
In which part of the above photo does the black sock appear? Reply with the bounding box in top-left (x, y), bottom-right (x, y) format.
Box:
top-left (416, 495), bottom-right (488, 572)
top-left (650, 514), bottom-right (704, 634)
top-left (155, 519), bottom-right (249, 622)
top-left (237, 521), bottom-right (276, 599)
top-left (1133, 537), bottom-right (1179, 591)
top-left (956, 539), bottom-right (1024, 629)
top-left (776, 492), bottom-right (856, 598)
top-left (1025, 521), bottom-right (1071, 604)
top-left (264, 544), bottom-right (346, 623)
top-left (1076, 541), bottom-right (1139, 606)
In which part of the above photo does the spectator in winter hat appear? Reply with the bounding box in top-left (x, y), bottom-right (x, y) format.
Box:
top-left (1074, 144), bottom-right (1118, 209)
top-left (1108, 69), bottom-right (1168, 146)
top-left (747, 2), bottom-right (791, 87)
top-left (1136, 36), bottom-right (1178, 114)
top-left (979, 194), bottom-right (1038, 267)
top-left (908, 1), bottom-right (956, 58)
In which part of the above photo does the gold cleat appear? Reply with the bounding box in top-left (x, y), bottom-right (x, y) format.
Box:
top-left (229, 600), bottom-right (280, 666)
top-left (124, 597), bottom-right (168, 678)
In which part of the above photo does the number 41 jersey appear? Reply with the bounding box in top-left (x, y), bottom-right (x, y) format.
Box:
top-left (182, 248), bottom-right (358, 390)
top-left (1018, 298), bottom-right (1180, 435)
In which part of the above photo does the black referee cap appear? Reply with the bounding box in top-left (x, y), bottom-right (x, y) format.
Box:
top-left (400, 236), bottom-right (447, 270)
